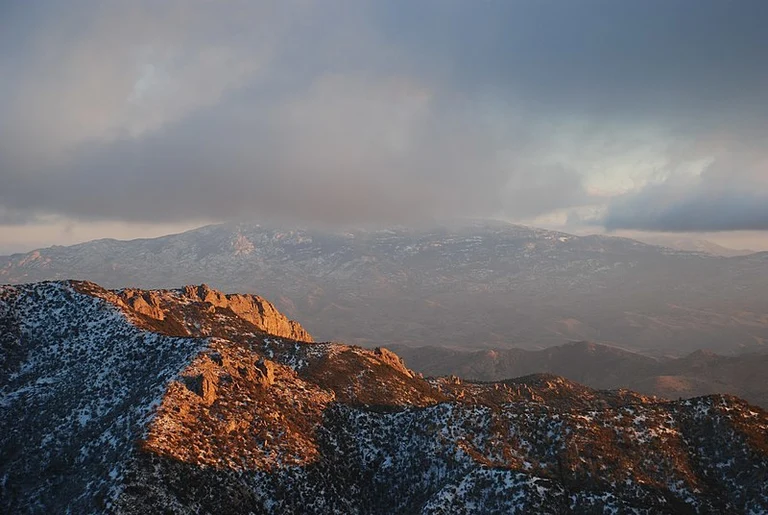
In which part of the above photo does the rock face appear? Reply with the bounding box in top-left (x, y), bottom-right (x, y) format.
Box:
top-left (74, 281), bottom-right (313, 342)
top-left (2, 280), bottom-right (768, 514)
top-left (178, 284), bottom-right (312, 342)
top-left (121, 290), bottom-right (166, 320)
top-left (374, 346), bottom-right (413, 378)
top-left (254, 359), bottom-right (275, 387)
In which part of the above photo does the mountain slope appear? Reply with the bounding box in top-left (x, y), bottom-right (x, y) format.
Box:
top-left (2, 281), bottom-right (767, 513)
top-left (2, 221), bottom-right (768, 356)
top-left (0, 282), bottom-right (210, 512)
top-left (392, 341), bottom-right (768, 409)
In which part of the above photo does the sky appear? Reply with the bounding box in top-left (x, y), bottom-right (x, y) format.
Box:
top-left (1, 0), bottom-right (768, 254)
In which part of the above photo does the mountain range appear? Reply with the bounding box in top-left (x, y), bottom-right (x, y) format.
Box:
top-left (391, 341), bottom-right (768, 409)
top-left (2, 220), bottom-right (768, 357)
top-left (2, 281), bottom-right (767, 513)
top-left (630, 235), bottom-right (756, 257)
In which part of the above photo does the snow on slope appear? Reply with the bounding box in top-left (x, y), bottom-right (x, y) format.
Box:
top-left (0, 282), bottom-right (209, 513)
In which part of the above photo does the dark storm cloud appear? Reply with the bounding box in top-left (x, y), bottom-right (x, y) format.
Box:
top-left (1, 0), bottom-right (767, 229)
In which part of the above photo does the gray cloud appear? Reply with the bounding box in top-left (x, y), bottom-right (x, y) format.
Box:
top-left (0, 207), bottom-right (39, 226)
top-left (604, 189), bottom-right (768, 232)
top-left (372, 1), bottom-right (768, 125)
top-left (0, 72), bottom-right (593, 224)
top-left (1, 1), bottom-right (767, 230)
top-left (604, 151), bottom-right (768, 232)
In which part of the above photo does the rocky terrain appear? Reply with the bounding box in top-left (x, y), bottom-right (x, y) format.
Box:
top-left (392, 341), bottom-right (768, 409)
top-left (1, 221), bottom-right (768, 356)
top-left (2, 281), bottom-right (768, 514)
top-left (92, 282), bottom-right (312, 343)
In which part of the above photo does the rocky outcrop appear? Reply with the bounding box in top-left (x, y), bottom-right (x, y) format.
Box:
top-left (374, 346), bottom-right (414, 378)
top-left (254, 359), bottom-right (275, 387)
top-left (179, 284), bottom-right (312, 342)
top-left (182, 355), bottom-right (222, 405)
top-left (200, 370), bottom-right (219, 405)
top-left (120, 290), bottom-right (166, 320)
top-left (185, 370), bottom-right (219, 405)
top-left (81, 282), bottom-right (313, 342)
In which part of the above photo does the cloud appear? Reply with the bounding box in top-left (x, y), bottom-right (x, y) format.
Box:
top-left (603, 151), bottom-right (768, 231)
top-left (0, 1), bottom-right (767, 232)
top-left (0, 207), bottom-right (39, 226)
top-left (0, 71), bottom-right (594, 225)
top-left (604, 188), bottom-right (768, 232)
top-left (371, 1), bottom-right (768, 126)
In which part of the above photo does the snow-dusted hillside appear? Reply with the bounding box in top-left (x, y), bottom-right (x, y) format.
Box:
top-left (1, 220), bottom-right (768, 355)
top-left (2, 281), bottom-right (767, 514)
top-left (0, 282), bottom-right (208, 512)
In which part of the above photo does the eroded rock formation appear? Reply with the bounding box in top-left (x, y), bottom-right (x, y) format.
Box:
top-left (74, 281), bottom-right (312, 342)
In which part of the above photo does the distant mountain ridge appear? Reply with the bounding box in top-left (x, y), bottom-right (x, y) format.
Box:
top-left (2, 280), bottom-right (767, 513)
top-left (391, 341), bottom-right (768, 409)
top-left (2, 220), bottom-right (768, 356)
top-left (632, 235), bottom-right (756, 257)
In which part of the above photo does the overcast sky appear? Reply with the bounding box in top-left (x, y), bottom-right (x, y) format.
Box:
top-left (2, 0), bottom-right (768, 253)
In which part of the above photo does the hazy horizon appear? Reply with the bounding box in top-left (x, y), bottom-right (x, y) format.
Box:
top-left (2, 218), bottom-right (767, 257)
